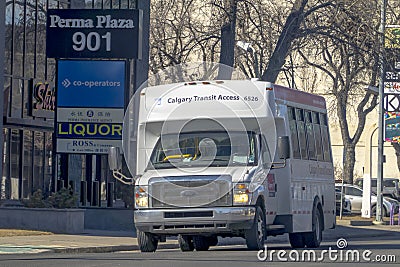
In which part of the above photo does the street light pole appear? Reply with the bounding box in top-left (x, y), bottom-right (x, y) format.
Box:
top-left (375, 0), bottom-right (387, 224)
top-left (236, 41), bottom-right (260, 78)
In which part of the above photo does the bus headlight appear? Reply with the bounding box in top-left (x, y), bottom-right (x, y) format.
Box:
top-left (135, 186), bottom-right (148, 208)
top-left (233, 183), bottom-right (252, 205)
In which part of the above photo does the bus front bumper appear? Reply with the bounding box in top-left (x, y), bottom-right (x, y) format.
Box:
top-left (134, 206), bottom-right (256, 234)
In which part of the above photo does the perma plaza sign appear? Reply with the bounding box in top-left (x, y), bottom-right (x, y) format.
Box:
top-left (46, 9), bottom-right (142, 59)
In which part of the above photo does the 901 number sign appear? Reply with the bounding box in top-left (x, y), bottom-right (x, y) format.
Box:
top-left (72, 32), bottom-right (111, 52)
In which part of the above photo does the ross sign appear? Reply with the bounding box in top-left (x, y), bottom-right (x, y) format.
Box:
top-left (46, 9), bottom-right (142, 59)
top-left (29, 80), bottom-right (56, 118)
top-left (56, 60), bottom-right (125, 154)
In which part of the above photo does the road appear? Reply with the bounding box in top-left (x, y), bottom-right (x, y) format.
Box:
top-left (1, 234), bottom-right (399, 267)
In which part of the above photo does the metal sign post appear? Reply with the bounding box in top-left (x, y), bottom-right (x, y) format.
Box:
top-left (376, 0), bottom-right (388, 224)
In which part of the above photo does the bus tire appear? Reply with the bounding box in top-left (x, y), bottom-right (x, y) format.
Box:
top-left (245, 206), bottom-right (266, 250)
top-left (137, 230), bottom-right (158, 252)
top-left (304, 207), bottom-right (322, 248)
top-left (289, 233), bottom-right (305, 248)
top-left (193, 235), bottom-right (210, 251)
top-left (178, 235), bottom-right (194, 252)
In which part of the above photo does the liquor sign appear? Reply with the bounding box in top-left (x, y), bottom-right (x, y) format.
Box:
top-left (56, 60), bottom-right (125, 154)
top-left (46, 9), bottom-right (142, 59)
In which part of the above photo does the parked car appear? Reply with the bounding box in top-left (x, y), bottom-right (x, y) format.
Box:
top-left (335, 188), bottom-right (351, 215)
top-left (335, 184), bottom-right (399, 216)
top-left (354, 178), bottom-right (400, 200)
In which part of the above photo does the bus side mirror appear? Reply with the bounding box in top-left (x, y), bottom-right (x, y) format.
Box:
top-left (277, 136), bottom-right (290, 159)
top-left (108, 147), bottom-right (122, 170)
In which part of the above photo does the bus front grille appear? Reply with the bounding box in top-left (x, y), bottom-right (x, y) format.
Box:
top-left (149, 176), bottom-right (232, 208)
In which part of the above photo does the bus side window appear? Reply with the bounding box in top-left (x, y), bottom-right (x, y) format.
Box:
top-left (312, 112), bottom-right (324, 161)
top-left (305, 111), bottom-right (317, 160)
top-left (320, 113), bottom-right (332, 162)
top-left (296, 108), bottom-right (308, 160)
top-left (288, 107), bottom-right (301, 159)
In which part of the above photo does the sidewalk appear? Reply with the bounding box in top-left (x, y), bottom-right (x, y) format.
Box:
top-left (0, 230), bottom-right (177, 254)
top-left (1, 222), bottom-right (400, 254)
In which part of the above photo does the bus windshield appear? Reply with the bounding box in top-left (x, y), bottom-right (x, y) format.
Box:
top-left (149, 131), bottom-right (257, 169)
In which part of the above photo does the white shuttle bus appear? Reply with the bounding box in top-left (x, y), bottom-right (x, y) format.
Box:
top-left (109, 80), bottom-right (335, 252)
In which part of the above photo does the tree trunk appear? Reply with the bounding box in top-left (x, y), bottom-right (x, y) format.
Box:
top-left (217, 0), bottom-right (237, 80)
top-left (343, 144), bottom-right (356, 184)
top-left (261, 0), bottom-right (309, 83)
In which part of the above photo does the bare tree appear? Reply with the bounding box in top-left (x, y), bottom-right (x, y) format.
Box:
top-left (214, 0), bottom-right (238, 79)
top-left (296, 1), bottom-right (382, 184)
top-left (148, 0), bottom-right (396, 184)
top-left (261, 0), bottom-right (334, 83)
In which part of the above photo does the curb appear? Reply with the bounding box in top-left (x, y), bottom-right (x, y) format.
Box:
top-left (337, 220), bottom-right (373, 226)
top-left (337, 220), bottom-right (400, 226)
top-left (324, 224), bottom-right (400, 241)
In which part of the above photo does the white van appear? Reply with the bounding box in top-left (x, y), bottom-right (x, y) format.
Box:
top-left (109, 80), bottom-right (336, 252)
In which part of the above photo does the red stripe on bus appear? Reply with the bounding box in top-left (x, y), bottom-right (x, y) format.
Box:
top-left (274, 84), bottom-right (326, 110)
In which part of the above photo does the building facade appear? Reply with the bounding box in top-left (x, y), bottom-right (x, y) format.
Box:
top-left (1, 0), bottom-right (146, 210)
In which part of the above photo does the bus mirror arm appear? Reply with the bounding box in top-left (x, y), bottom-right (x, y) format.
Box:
top-left (108, 146), bottom-right (136, 185)
top-left (111, 170), bottom-right (136, 185)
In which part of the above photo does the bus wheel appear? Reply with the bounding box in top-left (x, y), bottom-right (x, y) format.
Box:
top-left (178, 235), bottom-right (194, 252)
top-left (289, 233), bottom-right (305, 248)
top-left (245, 206), bottom-right (266, 250)
top-left (304, 207), bottom-right (322, 248)
top-left (193, 236), bottom-right (210, 251)
top-left (137, 230), bottom-right (158, 252)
